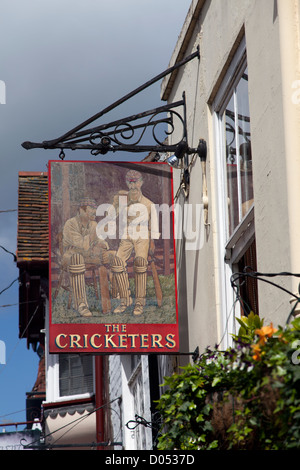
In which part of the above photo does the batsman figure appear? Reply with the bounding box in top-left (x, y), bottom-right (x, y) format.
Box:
top-left (62, 198), bottom-right (113, 317)
top-left (110, 169), bottom-right (160, 316)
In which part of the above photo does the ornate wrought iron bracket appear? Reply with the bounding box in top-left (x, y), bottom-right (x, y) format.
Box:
top-left (22, 47), bottom-right (200, 158)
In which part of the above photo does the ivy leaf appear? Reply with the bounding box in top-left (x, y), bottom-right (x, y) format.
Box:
top-left (212, 377), bottom-right (221, 387)
top-left (276, 365), bottom-right (287, 377)
top-left (203, 421), bottom-right (214, 432)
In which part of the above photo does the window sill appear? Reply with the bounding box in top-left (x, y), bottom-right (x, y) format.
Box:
top-left (43, 394), bottom-right (94, 409)
top-left (225, 204), bottom-right (255, 264)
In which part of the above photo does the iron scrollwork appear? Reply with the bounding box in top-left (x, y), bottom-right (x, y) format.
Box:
top-left (22, 99), bottom-right (188, 158)
top-left (87, 103), bottom-right (186, 156)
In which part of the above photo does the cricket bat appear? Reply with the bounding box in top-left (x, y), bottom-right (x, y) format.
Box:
top-left (150, 258), bottom-right (162, 307)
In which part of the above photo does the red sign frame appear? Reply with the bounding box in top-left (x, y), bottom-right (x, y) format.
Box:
top-left (48, 160), bottom-right (179, 354)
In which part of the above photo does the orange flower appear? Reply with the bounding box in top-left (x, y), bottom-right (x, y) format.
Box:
top-left (255, 323), bottom-right (278, 345)
top-left (251, 343), bottom-right (262, 361)
top-left (278, 332), bottom-right (288, 344)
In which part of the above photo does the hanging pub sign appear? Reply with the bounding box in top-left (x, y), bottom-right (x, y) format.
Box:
top-left (48, 160), bottom-right (179, 354)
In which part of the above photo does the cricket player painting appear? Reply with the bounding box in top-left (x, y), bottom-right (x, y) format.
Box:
top-left (49, 161), bottom-right (179, 354)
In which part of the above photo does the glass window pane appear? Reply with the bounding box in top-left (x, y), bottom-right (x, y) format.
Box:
top-left (71, 363), bottom-right (82, 377)
top-left (236, 69), bottom-right (253, 217)
top-left (59, 356), bottom-right (69, 378)
top-left (71, 376), bottom-right (82, 394)
top-left (225, 95), bottom-right (239, 235)
top-left (59, 354), bottom-right (93, 397)
top-left (83, 375), bottom-right (93, 391)
top-left (59, 377), bottom-right (69, 396)
top-left (223, 66), bottom-right (253, 236)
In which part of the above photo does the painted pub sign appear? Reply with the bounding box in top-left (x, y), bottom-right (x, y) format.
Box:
top-left (49, 161), bottom-right (179, 353)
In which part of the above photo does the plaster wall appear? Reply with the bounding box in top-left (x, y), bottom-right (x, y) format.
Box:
top-left (162, 0), bottom-right (299, 352)
top-left (245, 0), bottom-right (291, 325)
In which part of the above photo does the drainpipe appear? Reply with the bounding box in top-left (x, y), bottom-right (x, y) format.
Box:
top-left (277, 0), bottom-right (300, 314)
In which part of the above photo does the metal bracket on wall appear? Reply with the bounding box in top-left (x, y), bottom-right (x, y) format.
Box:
top-left (191, 346), bottom-right (199, 362)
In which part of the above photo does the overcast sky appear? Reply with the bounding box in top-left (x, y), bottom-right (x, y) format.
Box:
top-left (0, 0), bottom-right (191, 428)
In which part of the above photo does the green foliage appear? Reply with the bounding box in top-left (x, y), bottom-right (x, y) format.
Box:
top-left (233, 311), bottom-right (264, 342)
top-left (156, 316), bottom-right (300, 450)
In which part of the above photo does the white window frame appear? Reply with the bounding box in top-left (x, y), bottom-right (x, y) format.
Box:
top-left (46, 352), bottom-right (95, 403)
top-left (213, 37), bottom-right (255, 348)
top-left (45, 304), bottom-right (95, 403)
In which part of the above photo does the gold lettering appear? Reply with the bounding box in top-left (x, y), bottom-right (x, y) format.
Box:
top-left (140, 334), bottom-right (149, 348)
top-left (70, 334), bottom-right (81, 348)
top-left (105, 334), bottom-right (117, 348)
top-left (127, 334), bottom-right (139, 348)
top-left (54, 330), bottom-right (177, 352)
top-left (55, 334), bottom-right (67, 349)
top-left (90, 334), bottom-right (102, 349)
top-left (118, 334), bottom-right (127, 348)
top-left (151, 334), bottom-right (163, 348)
top-left (165, 333), bottom-right (176, 349)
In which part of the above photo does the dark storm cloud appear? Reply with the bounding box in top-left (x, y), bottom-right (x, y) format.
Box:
top-left (0, 0), bottom-right (191, 247)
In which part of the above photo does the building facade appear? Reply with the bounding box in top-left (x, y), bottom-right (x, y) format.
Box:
top-left (108, 0), bottom-right (300, 449)
top-left (16, 0), bottom-right (300, 450)
top-left (160, 0), bottom-right (300, 356)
